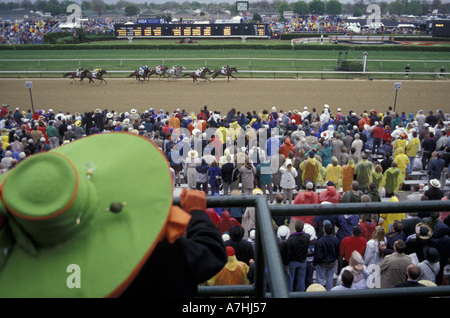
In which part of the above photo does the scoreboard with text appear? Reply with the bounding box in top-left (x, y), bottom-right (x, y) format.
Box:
top-left (431, 21), bottom-right (450, 37)
top-left (114, 23), bottom-right (271, 38)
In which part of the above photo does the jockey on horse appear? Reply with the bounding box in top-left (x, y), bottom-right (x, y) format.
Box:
top-left (212, 66), bottom-right (238, 81)
top-left (139, 65), bottom-right (148, 76)
top-left (183, 67), bottom-right (212, 84)
top-left (156, 64), bottom-right (164, 75)
top-left (221, 65), bottom-right (230, 75)
top-left (76, 67), bottom-right (84, 77)
top-left (195, 67), bottom-right (206, 77)
top-left (92, 68), bottom-right (102, 78)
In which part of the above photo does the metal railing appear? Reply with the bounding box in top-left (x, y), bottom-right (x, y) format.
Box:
top-left (172, 195), bottom-right (450, 298)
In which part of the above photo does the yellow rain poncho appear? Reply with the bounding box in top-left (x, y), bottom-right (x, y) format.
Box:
top-left (216, 126), bottom-right (230, 144)
top-left (208, 249), bottom-right (249, 287)
top-left (300, 156), bottom-right (322, 186)
top-left (372, 169), bottom-right (384, 192)
top-left (229, 121), bottom-right (242, 141)
top-left (393, 137), bottom-right (407, 158)
top-left (325, 156), bottom-right (341, 189)
top-left (406, 137), bottom-right (420, 158)
top-left (379, 196), bottom-right (406, 233)
top-left (393, 149), bottom-right (410, 184)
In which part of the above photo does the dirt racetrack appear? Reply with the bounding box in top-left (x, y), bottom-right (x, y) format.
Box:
top-left (1, 77), bottom-right (449, 116)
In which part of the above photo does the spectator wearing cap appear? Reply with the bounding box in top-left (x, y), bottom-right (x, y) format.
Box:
top-left (40, 138), bottom-right (51, 151)
top-left (313, 220), bottom-right (340, 290)
top-left (13, 107), bottom-right (23, 123)
top-left (425, 110), bottom-right (437, 127)
top-left (64, 125), bottom-right (76, 141)
top-left (418, 247), bottom-right (440, 283)
top-left (25, 138), bottom-right (36, 154)
top-left (336, 211), bottom-right (360, 243)
top-left (224, 225), bottom-right (254, 266)
top-left (335, 108), bottom-right (344, 123)
top-left (339, 225), bottom-right (367, 270)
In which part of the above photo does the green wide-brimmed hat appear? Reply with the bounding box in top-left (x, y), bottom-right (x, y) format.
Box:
top-left (0, 133), bottom-right (177, 298)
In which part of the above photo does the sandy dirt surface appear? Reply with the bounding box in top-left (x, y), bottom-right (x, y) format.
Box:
top-left (0, 77), bottom-right (449, 116)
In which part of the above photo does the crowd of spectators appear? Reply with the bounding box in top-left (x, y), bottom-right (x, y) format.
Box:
top-left (0, 18), bottom-right (54, 44)
top-left (0, 101), bottom-right (449, 292)
top-left (0, 11), bottom-right (429, 45)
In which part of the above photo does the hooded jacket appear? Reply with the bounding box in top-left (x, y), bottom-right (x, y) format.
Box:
top-left (319, 185), bottom-right (341, 203)
top-left (280, 137), bottom-right (295, 158)
top-left (217, 210), bottom-right (241, 235)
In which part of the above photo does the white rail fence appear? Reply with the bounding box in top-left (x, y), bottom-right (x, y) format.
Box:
top-left (1, 57), bottom-right (450, 67)
top-left (0, 70), bottom-right (447, 80)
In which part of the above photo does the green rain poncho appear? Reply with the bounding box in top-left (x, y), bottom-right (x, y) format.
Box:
top-left (354, 159), bottom-right (374, 188)
top-left (380, 167), bottom-right (402, 195)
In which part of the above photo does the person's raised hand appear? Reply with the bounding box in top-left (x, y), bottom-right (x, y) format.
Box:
top-left (180, 188), bottom-right (207, 213)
